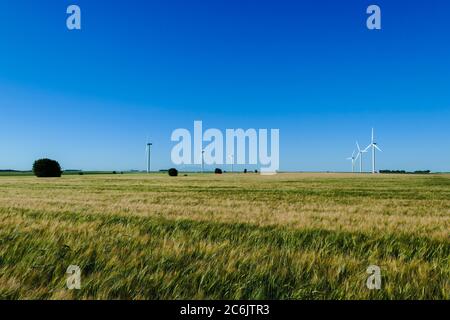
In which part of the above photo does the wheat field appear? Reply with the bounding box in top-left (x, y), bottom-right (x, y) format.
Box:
top-left (0, 173), bottom-right (448, 299)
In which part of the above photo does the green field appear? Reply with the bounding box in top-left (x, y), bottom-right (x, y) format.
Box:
top-left (0, 173), bottom-right (448, 299)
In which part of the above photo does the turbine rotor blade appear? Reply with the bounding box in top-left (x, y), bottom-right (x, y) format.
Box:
top-left (374, 145), bottom-right (382, 152)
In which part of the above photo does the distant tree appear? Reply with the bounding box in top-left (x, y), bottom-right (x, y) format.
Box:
top-left (215, 168), bottom-right (223, 174)
top-left (254, 170), bottom-right (258, 173)
top-left (32, 159), bottom-right (62, 177)
top-left (244, 169), bottom-right (247, 173)
top-left (113, 171), bottom-right (117, 174)
top-left (168, 168), bottom-right (178, 176)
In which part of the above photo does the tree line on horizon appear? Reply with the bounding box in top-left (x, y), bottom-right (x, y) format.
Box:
top-left (379, 170), bottom-right (431, 174)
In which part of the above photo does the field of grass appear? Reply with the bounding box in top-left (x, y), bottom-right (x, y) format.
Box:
top-left (0, 173), bottom-right (448, 299)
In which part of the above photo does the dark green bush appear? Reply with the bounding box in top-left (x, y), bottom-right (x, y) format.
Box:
top-left (215, 168), bottom-right (223, 174)
top-left (168, 168), bottom-right (178, 177)
top-left (32, 159), bottom-right (62, 177)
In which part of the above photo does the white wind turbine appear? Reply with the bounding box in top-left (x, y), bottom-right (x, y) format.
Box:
top-left (146, 142), bottom-right (152, 173)
top-left (364, 128), bottom-right (382, 174)
top-left (228, 154), bottom-right (234, 173)
top-left (356, 141), bottom-right (367, 173)
top-left (347, 150), bottom-right (357, 173)
top-left (201, 150), bottom-right (205, 173)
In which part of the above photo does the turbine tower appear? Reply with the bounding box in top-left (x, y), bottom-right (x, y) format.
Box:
top-left (201, 150), bottom-right (205, 173)
top-left (364, 128), bottom-right (382, 174)
top-left (228, 154), bottom-right (234, 173)
top-left (146, 142), bottom-right (152, 173)
top-left (347, 150), bottom-right (357, 173)
top-left (356, 141), bottom-right (367, 173)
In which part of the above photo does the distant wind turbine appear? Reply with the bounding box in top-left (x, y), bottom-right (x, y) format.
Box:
top-left (228, 154), bottom-right (234, 173)
top-left (347, 150), bottom-right (357, 173)
top-left (201, 150), bottom-right (205, 173)
top-left (364, 128), bottom-right (382, 174)
top-left (356, 141), bottom-right (367, 173)
top-left (146, 142), bottom-right (152, 173)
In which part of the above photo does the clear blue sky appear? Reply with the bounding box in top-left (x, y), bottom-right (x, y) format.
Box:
top-left (0, 0), bottom-right (449, 172)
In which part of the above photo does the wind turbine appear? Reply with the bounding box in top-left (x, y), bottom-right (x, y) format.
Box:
top-left (228, 154), bottom-right (234, 173)
top-left (356, 141), bottom-right (367, 173)
top-left (201, 150), bottom-right (205, 173)
top-left (364, 128), bottom-right (382, 174)
top-left (347, 150), bottom-right (357, 173)
top-left (146, 142), bottom-right (152, 173)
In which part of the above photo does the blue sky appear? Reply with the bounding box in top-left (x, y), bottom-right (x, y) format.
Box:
top-left (0, 0), bottom-right (449, 172)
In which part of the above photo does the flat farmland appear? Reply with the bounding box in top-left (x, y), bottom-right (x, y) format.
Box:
top-left (0, 173), bottom-right (448, 299)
